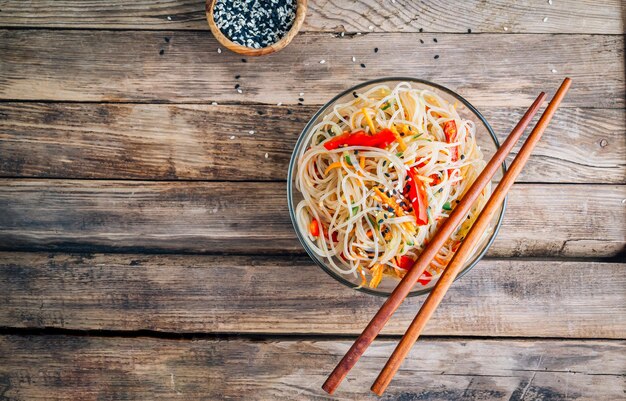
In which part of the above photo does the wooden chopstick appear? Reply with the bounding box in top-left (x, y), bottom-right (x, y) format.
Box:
top-left (371, 77), bottom-right (572, 396)
top-left (322, 91), bottom-right (547, 395)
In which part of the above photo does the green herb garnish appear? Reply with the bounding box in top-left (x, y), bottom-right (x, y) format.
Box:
top-left (352, 204), bottom-right (359, 216)
top-left (442, 202), bottom-right (452, 211)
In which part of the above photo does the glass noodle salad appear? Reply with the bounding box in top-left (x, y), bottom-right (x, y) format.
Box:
top-left (294, 82), bottom-right (491, 289)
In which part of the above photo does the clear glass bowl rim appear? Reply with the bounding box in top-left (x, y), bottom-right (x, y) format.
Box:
top-left (287, 77), bottom-right (507, 297)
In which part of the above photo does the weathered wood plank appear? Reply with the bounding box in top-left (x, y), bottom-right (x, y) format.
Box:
top-left (0, 336), bottom-right (624, 400)
top-left (1, 103), bottom-right (623, 183)
top-left (0, 181), bottom-right (623, 257)
top-left (1, 252), bottom-right (624, 337)
top-left (0, 0), bottom-right (622, 34)
top-left (0, 30), bottom-right (622, 107)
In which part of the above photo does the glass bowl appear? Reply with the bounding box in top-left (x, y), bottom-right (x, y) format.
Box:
top-left (287, 78), bottom-right (506, 297)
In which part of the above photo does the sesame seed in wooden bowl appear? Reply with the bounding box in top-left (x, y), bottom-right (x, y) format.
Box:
top-left (206, 0), bottom-right (307, 57)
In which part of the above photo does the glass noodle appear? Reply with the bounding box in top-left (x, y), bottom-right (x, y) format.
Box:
top-left (295, 82), bottom-right (490, 289)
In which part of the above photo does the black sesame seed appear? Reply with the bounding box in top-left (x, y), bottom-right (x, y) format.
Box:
top-left (434, 55), bottom-right (440, 59)
top-left (419, 28), bottom-right (423, 33)
top-left (460, 154), bottom-right (465, 160)
top-left (467, 28), bottom-right (472, 33)
top-left (419, 39), bottom-right (424, 44)
top-left (467, 215), bottom-right (470, 220)
top-left (298, 97), bottom-right (304, 101)
top-left (235, 84), bottom-right (240, 89)
top-left (297, 102), bottom-right (303, 106)
top-left (213, 0), bottom-right (297, 49)
top-left (159, 49), bottom-right (164, 55)
top-left (287, 109), bottom-right (292, 114)
top-left (235, 75), bottom-right (241, 79)
top-left (353, 91), bottom-right (358, 98)
top-left (374, 47), bottom-right (379, 53)
top-left (360, 63), bottom-right (366, 68)
top-left (433, 38), bottom-right (438, 43)
top-left (164, 37), bottom-right (170, 43)
top-left (241, 58), bottom-right (247, 63)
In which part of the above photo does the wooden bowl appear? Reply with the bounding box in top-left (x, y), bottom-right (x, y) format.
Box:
top-left (206, 0), bottom-right (307, 56)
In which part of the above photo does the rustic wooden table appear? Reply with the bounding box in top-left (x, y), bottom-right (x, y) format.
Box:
top-left (0, 1), bottom-right (624, 400)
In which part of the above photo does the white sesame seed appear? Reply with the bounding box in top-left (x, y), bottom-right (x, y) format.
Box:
top-left (368, 25), bottom-right (374, 31)
top-left (249, 130), bottom-right (255, 135)
top-left (167, 16), bottom-right (172, 21)
top-left (356, 32), bottom-right (362, 35)
top-left (211, 101), bottom-right (218, 105)
top-left (277, 102), bottom-right (283, 106)
top-left (551, 68), bottom-right (557, 73)
top-left (299, 92), bottom-right (304, 96)
top-left (319, 59), bottom-right (326, 64)
top-left (265, 152), bottom-right (269, 159)
top-left (230, 135), bottom-right (235, 140)
top-left (543, 17), bottom-right (548, 22)
top-left (503, 26), bottom-right (508, 31)
top-left (217, 48), bottom-right (222, 54)
top-left (548, 0), bottom-right (552, 4)
top-left (352, 56), bottom-right (356, 62)
top-left (237, 88), bottom-right (243, 94)
top-left (340, 32), bottom-right (345, 37)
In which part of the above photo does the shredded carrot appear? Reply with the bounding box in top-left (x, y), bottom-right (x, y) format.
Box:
top-left (324, 161), bottom-right (354, 175)
top-left (359, 156), bottom-right (365, 169)
top-left (369, 264), bottom-right (384, 288)
top-left (373, 187), bottom-right (415, 233)
top-left (416, 174), bottom-right (434, 184)
top-left (390, 126), bottom-right (407, 151)
top-left (366, 229), bottom-right (373, 239)
top-left (356, 264), bottom-right (367, 288)
top-left (362, 108), bottom-right (376, 133)
top-left (433, 255), bottom-right (448, 266)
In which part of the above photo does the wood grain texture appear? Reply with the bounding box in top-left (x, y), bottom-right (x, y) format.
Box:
top-left (0, 180), bottom-right (623, 257)
top-left (1, 252), bottom-right (624, 337)
top-left (1, 103), bottom-right (623, 183)
top-left (0, 335), bottom-right (624, 400)
top-left (0, 30), bottom-right (623, 107)
top-left (0, 0), bottom-right (622, 34)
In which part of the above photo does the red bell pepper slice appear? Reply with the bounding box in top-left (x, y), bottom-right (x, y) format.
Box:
top-left (323, 129), bottom-right (396, 150)
top-left (417, 270), bottom-right (433, 285)
top-left (443, 120), bottom-right (458, 161)
top-left (443, 120), bottom-right (459, 183)
top-left (405, 167), bottom-right (429, 225)
top-left (397, 255), bottom-right (433, 285)
top-left (309, 219), bottom-right (320, 237)
top-left (397, 255), bottom-right (415, 270)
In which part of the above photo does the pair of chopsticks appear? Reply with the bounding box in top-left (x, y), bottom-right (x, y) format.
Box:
top-left (323, 78), bottom-right (572, 396)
